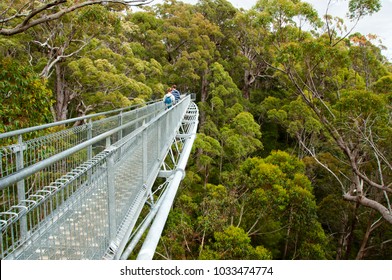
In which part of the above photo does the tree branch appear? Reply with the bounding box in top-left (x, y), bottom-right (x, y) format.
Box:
top-left (343, 193), bottom-right (392, 224)
top-left (297, 135), bottom-right (346, 193)
top-left (39, 39), bottom-right (89, 78)
top-left (0, 0), bottom-right (153, 36)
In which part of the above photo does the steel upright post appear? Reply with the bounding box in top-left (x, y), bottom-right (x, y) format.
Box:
top-left (15, 135), bottom-right (27, 240)
top-left (142, 122), bottom-right (148, 183)
top-left (118, 111), bottom-right (123, 141)
top-left (87, 120), bottom-right (93, 160)
top-left (106, 150), bottom-right (117, 241)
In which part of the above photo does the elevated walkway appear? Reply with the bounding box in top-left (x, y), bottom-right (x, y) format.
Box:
top-left (0, 95), bottom-right (198, 260)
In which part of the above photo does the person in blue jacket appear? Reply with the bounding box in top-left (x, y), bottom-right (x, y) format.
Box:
top-left (171, 85), bottom-right (181, 103)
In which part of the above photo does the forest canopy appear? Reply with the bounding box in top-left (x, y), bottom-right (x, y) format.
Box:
top-left (0, 0), bottom-right (391, 259)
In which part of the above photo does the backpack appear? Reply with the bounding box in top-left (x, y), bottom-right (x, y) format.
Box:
top-left (164, 95), bottom-right (172, 105)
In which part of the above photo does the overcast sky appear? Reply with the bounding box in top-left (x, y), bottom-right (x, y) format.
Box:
top-left (145, 0), bottom-right (392, 60)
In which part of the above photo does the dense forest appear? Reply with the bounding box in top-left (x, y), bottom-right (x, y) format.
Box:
top-left (1, 0), bottom-right (391, 260)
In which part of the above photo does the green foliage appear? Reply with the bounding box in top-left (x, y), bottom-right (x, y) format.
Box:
top-left (348, 0), bottom-right (381, 19)
top-left (348, 33), bottom-right (389, 88)
top-left (208, 62), bottom-right (242, 104)
top-left (200, 226), bottom-right (273, 260)
top-left (237, 151), bottom-right (329, 259)
top-left (193, 133), bottom-right (222, 183)
top-left (157, 208), bottom-right (196, 260)
top-left (221, 112), bottom-right (263, 163)
top-left (265, 95), bottom-right (324, 141)
top-left (334, 90), bottom-right (387, 116)
top-left (197, 184), bottom-right (231, 234)
top-left (0, 58), bottom-right (53, 133)
top-left (67, 40), bottom-right (161, 111)
top-left (264, 150), bottom-right (306, 179)
top-left (372, 75), bottom-right (392, 93)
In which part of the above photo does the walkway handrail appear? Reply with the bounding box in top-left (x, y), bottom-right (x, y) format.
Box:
top-left (0, 107), bottom-right (159, 190)
top-left (0, 99), bottom-right (160, 140)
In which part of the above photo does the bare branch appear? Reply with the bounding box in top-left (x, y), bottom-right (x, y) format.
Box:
top-left (370, 131), bottom-right (392, 213)
top-left (21, 0), bottom-right (68, 28)
top-left (365, 123), bottom-right (392, 171)
top-left (350, 161), bottom-right (392, 194)
top-left (0, 0), bottom-right (34, 22)
top-left (321, 0), bottom-right (362, 47)
top-left (363, 239), bottom-right (392, 252)
top-left (297, 136), bottom-right (346, 193)
top-left (39, 39), bottom-right (89, 78)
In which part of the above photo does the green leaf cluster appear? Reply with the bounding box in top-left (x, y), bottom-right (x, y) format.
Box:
top-left (0, 58), bottom-right (53, 133)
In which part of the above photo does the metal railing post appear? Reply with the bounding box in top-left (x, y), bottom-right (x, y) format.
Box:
top-left (157, 118), bottom-right (161, 162)
top-left (87, 120), bottom-right (93, 160)
top-left (142, 125), bottom-right (148, 183)
top-left (106, 150), bottom-right (117, 241)
top-left (15, 135), bottom-right (27, 240)
top-left (106, 137), bottom-right (111, 149)
top-left (118, 111), bottom-right (123, 141)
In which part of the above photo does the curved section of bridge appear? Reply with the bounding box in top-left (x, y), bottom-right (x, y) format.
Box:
top-left (0, 95), bottom-right (198, 260)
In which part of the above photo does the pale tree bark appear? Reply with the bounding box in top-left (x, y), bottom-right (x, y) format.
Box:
top-left (343, 193), bottom-right (392, 224)
top-left (242, 69), bottom-right (253, 100)
top-left (33, 35), bottom-right (88, 79)
top-left (240, 46), bottom-right (257, 100)
top-left (242, 65), bottom-right (270, 100)
top-left (0, 0), bottom-right (153, 36)
top-left (200, 68), bottom-right (209, 103)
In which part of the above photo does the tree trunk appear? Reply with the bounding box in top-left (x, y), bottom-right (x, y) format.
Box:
top-left (242, 70), bottom-right (251, 100)
top-left (54, 63), bottom-right (71, 121)
top-left (199, 229), bottom-right (206, 258)
top-left (356, 216), bottom-right (373, 259)
top-left (336, 215), bottom-right (350, 260)
top-left (283, 206), bottom-right (293, 259)
top-left (356, 212), bottom-right (383, 260)
top-left (344, 202), bottom-right (360, 259)
top-left (199, 68), bottom-right (209, 127)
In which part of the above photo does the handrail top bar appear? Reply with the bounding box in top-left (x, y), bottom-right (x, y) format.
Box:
top-left (0, 99), bottom-right (161, 140)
